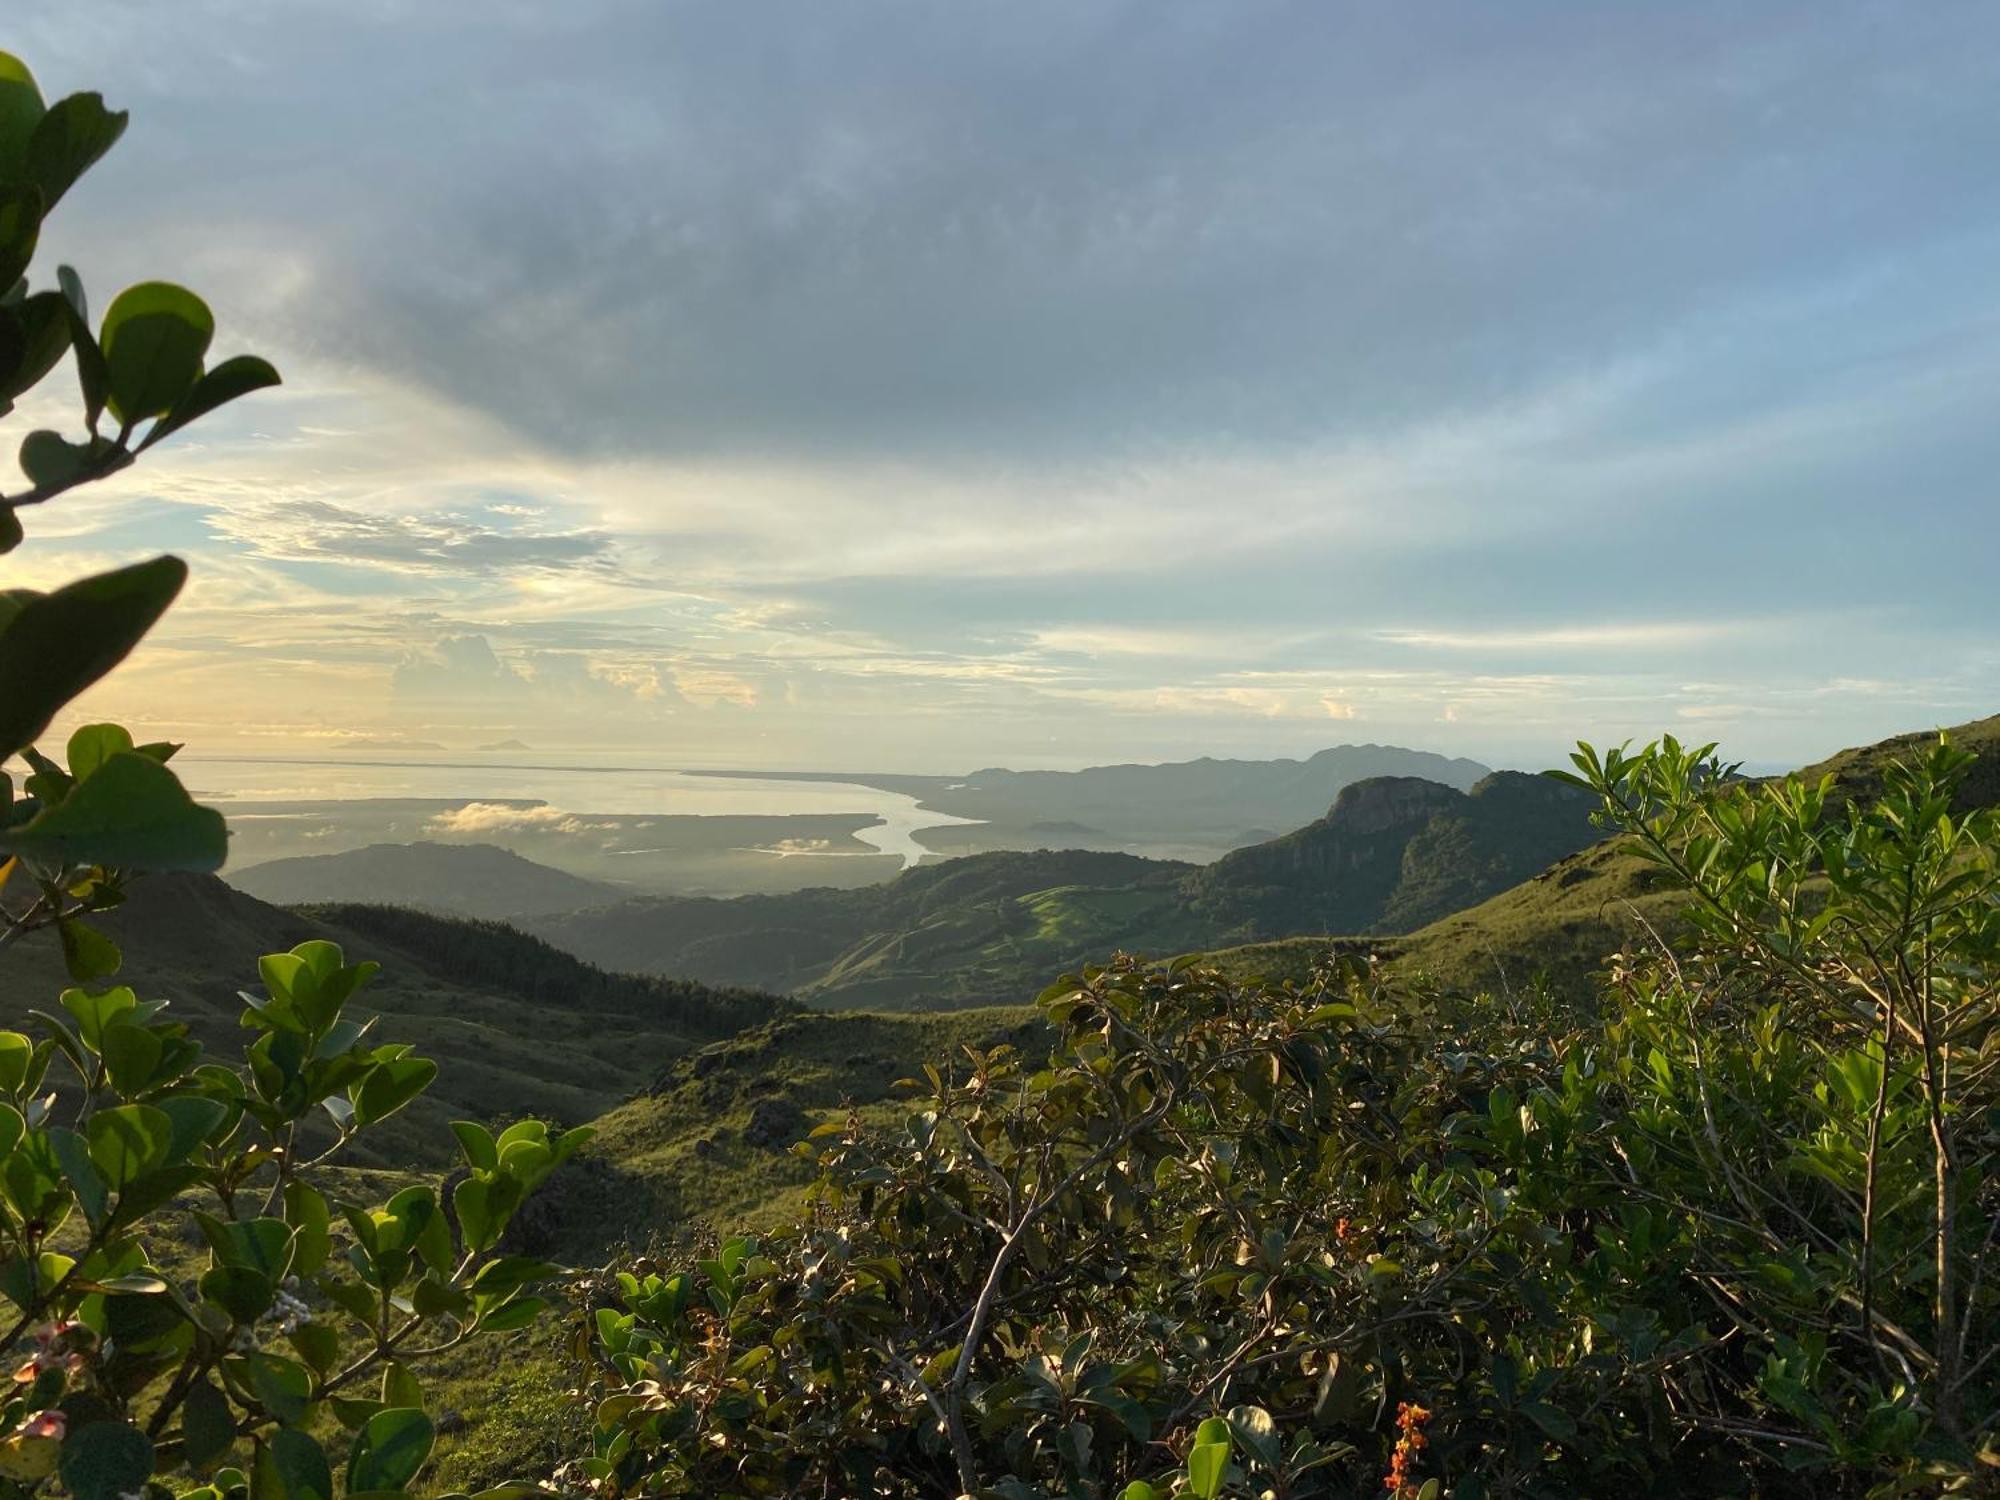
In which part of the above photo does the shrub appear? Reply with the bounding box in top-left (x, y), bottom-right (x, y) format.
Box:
top-left (571, 737), bottom-right (1999, 1497)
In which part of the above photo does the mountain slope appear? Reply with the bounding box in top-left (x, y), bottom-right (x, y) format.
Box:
top-left (0, 876), bottom-right (785, 1165)
top-left (529, 849), bottom-right (1191, 1008)
top-left (530, 770), bottom-right (1598, 1008)
top-left (1182, 771), bottom-right (1596, 938)
top-left (229, 841), bottom-right (623, 918)
top-left (1211, 713), bottom-right (2000, 998)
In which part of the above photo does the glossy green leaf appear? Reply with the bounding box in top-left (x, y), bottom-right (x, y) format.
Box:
top-left (156, 1093), bottom-right (229, 1163)
top-left (85, 1102), bottom-right (171, 1189)
top-left (0, 555), bottom-right (186, 759)
top-left (143, 353), bottom-right (281, 448)
top-left (0, 51), bottom-right (46, 179)
top-left (256, 1426), bottom-right (332, 1500)
top-left (0, 750), bottom-right (227, 871)
top-left (59, 984), bottom-right (136, 1053)
top-left (2, 291), bottom-right (73, 402)
top-left (58, 917), bottom-right (122, 982)
top-left (1187, 1440), bottom-right (1229, 1499)
top-left (67, 721), bottom-right (135, 780)
top-left (182, 1377), bottom-right (235, 1471)
top-left (26, 90), bottom-right (127, 211)
top-left (347, 1408), bottom-right (434, 1494)
top-left (351, 1056), bottom-right (437, 1128)
top-left (100, 280), bottom-right (213, 424)
top-left (17, 427), bottom-right (110, 490)
top-left (49, 1124), bottom-right (108, 1224)
top-left (0, 184), bottom-right (39, 301)
top-left (98, 1022), bottom-right (164, 1095)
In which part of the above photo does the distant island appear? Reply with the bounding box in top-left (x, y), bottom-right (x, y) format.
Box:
top-left (478, 739), bottom-right (533, 751)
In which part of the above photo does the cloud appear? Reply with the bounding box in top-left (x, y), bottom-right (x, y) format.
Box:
top-left (15, 1), bottom-right (2000, 769)
top-left (209, 500), bottom-right (616, 577)
top-left (424, 803), bottom-right (610, 836)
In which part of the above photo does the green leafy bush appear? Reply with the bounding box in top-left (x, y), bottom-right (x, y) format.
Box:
top-left (573, 737), bottom-right (1999, 1497)
top-left (0, 930), bottom-right (588, 1500)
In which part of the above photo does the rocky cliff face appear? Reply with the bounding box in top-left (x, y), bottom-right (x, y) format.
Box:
top-left (1181, 771), bottom-right (1597, 940)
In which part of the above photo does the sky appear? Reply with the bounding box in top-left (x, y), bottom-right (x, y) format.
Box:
top-left (9, 0), bottom-right (2000, 772)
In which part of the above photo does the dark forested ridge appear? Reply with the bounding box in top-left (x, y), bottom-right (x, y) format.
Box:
top-left (0, 874), bottom-right (789, 1165)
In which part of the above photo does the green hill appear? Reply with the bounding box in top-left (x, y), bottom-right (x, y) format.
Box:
top-left (229, 840), bottom-right (624, 919)
top-left (1182, 769), bottom-right (1596, 937)
top-left (0, 877), bottom-right (785, 1166)
top-left (1211, 712), bottom-right (2000, 997)
top-left (528, 769), bottom-right (1600, 1008)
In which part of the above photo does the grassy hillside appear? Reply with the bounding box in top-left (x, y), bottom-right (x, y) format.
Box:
top-left (1211, 713), bottom-right (2000, 997)
top-left (529, 848), bottom-right (1193, 1009)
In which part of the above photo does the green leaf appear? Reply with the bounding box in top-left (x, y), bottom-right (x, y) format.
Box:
top-left (157, 1094), bottom-right (229, 1163)
top-left (0, 183), bottom-right (39, 293)
top-left (99, 1023), bottom-right (163, 1094)
top-left (143, 354), bottom-right (280, 448)
top-left (0, 556), bottom-right (187, 760)
top-left (26, 91), bottom-right (127, 212)
top-left (68, 721), bottom-right (135, 780)
top-left (49, 1124), bottom-right (108, 1224)
top-left (202, 1214), bottom-right (295, 1280)
top-left (474, 1294), bottom-right (546, 1332)
top-left (58, 918), bottom-right (122, 982)
top-left (1520, 1399), bottom-right (1579, 1445)
top-left (0, 52), bottom-right (46, 181)
top-left (347, 1409), bottom-right (434, 1494)
top-left (201, 1263), bottom-right (274, 1324)
top-left (452, 1175), bottom-right (519, 1255)
top-left (0, 751), bottom-right (226, 871)
top-left (86, 1103), bottom-right (171, 1189)
top-left (381, 1362), bottom-right (425, 1413)
top-left (182, 1377), bottom-right (235, 1471)
top-left (100, 281), bottom-right (213, 424)
top-left (59, 984), bottom-right (137, 1053)
top-left (18, 428), bottom-right (111, 491)
top-left (60, 268), bottom-right (108, 428)
top-left (2, 292), bottom-right (74, 403)
top-left (1187, 1440), bottom-right (1229, 1499)
top-left (284, 1181), bottom-right (332, 1274)
top-left (0, 1030), bottom-right (33, 1093)
top-left (57, 1420), bottom-right (153, 1500)
top-left (256, 1426), bottom-right (332, 1500)
top-left (351, 1056), bottom-right (437, 1128)
top-left (289, 1320), bottom-right (340, 1376)
top-left (450, 1120), bottom-right (497, 1172)
top-left (238, 1351), bottom-right (312, 1427)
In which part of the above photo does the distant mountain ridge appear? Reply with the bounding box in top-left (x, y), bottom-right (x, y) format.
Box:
top-left (528, 766), bottom-right (1595, 1008)
top-left (229, 841), bottom-right (623, 919)
top-left (697, 742), bottom-right (1493, 860)
top-left (1184, 770), bottom-right (1597, 936)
